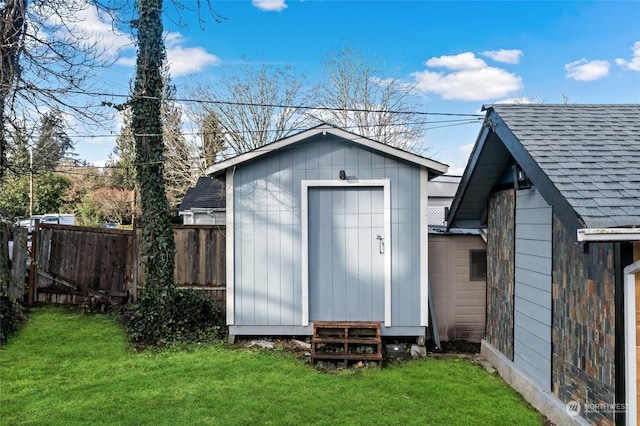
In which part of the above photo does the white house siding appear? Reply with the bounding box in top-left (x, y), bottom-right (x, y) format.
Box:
top-left (231, 134), bottom-right (424, 334)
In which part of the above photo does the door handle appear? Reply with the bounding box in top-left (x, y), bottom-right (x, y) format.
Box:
top-left (376, 235), bottom-right (385, 254)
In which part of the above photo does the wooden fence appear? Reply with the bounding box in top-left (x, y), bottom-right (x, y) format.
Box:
top-left (29, 224), bottom-right (226, 305)
top-left (6, 227), bottom-right (28, 300)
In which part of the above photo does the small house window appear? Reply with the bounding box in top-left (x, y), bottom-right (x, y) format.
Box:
top-left (470, 250), bottom-right (487, 281)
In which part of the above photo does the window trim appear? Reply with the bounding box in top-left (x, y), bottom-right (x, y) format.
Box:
top-left (469, 249), bottom-right (487, 281)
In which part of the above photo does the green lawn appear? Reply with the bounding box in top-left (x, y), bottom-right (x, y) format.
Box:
top-left (1, 306), bottom-right (544, 425)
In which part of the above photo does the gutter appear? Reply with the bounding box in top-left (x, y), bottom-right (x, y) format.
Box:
top-left (577, 228), bottom-right (640, 242)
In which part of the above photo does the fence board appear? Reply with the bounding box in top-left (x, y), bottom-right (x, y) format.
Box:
top-left (9, 228), bottom-right (28, 301)
top-left (31, 224), bottom-right (226, 305)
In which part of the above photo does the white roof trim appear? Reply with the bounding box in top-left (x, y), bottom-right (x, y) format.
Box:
top-left (577, 228), bottom-right (640, 242)
top-left (205, 124), bottom-right (448, 176)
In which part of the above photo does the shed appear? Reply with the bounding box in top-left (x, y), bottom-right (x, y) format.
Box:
top-left (178, 177), bottom-right (225, 225)
top-left (447, 104), bottom-right (640, 425)
top-left (428, 226), bottom-right (486, 343)
top-left (207, 123), bottom-right (448, 340)
top-left (425, 174), bottom-right (487, 344)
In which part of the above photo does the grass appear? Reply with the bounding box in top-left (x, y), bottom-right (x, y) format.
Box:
top-left (1, 306), bottom-right (545, 425)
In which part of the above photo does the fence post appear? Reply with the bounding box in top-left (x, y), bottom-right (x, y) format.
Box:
top-left (27, 220), bottom-right (39, 305)
top-left (130, 218), bottom-right (139, 302)
top-left (10, 227), bottom-right (27, 302)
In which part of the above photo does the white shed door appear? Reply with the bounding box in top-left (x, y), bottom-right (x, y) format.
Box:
top-left (308, 187), bottom-right (385, 322)
top-left (514, 187), bottom-right (552, 391)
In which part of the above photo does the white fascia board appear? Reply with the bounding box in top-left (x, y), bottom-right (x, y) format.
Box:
top-left (577, 228), bottom-right (640, 242)
top-left (225, 168), bottom-right (235, 325)
top-left (420, 167), bottom-right (429, 327)
top-left (206, 124), bottom-right (449, 176)
top-left (624, 259), bottom-right (640, 426)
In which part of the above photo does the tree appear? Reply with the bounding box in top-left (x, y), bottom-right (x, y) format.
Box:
top-left (57, 161), bottom-right (109, 213)
top-left (32, 110), bottom-right (75, 172)
top-left (0, 0), bottom-right (125, 180)
top-left (199, 112), bottom-right (226, 168)
top-left (187, 62), bottom-right (312, 156)
top-left (109, 66), bottom-right (202, 211)
top-left (4, 120), bottom-right (30, 178)
top-left (161, 65), bottom-right (201, 207)
top-left (0, 172), bottom-right (71, 218)
top-left (107, 108), bottom-right (137, 191)
top-left (130, 0), bottom-right (176, 306)
top-left (91, 187), bottom-right (134, 224)
top-left (310, 47), bottom-right (427, 151)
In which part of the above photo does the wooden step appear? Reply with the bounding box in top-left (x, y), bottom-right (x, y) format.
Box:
top-left (311, 321), bottom-right (382, 367)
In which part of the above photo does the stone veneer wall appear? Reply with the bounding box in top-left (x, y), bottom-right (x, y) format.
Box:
top-left (486, 189), bottom-right (515, 359)
top-left (551, 214), bottom-right (616, 426)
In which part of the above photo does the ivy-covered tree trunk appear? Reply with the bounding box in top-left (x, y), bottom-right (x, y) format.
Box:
top-left (131, 0), bottom-right (176, 304)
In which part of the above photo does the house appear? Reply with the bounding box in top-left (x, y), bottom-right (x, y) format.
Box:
top-left (427, 174), bottom-right (461, 225)
top-left (447, 104), bottom-right (640, 425)
top-left (207, 123), bottom-right (448, 341)
top-left (178, 177), bottom-right (225, 225)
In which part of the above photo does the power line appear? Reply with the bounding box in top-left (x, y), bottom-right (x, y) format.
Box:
top-left (65, 118), bottom-right (481, 140)
top-left (13, 85), bottom-right (485, 118)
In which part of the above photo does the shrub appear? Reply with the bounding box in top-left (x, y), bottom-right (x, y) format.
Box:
top-left (0, 292), bottom-right (25, 344)
top-left (123, 288), bottom-right (225, 346)
top-left (171, 289), bottom-right (224, 335)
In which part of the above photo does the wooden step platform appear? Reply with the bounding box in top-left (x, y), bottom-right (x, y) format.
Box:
top-left (311, 321), bottom-right (382, 367)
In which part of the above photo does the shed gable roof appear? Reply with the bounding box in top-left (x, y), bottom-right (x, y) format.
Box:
top-left (205, 123), bottom-right (448, 178)
top-left (179, 177), bottom-right (225, 211)
top-left (448, 104), bottom-right (640, 230)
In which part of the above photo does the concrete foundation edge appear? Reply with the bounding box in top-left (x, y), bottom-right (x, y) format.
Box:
top-left (481, 340), bottom-right (590, 426)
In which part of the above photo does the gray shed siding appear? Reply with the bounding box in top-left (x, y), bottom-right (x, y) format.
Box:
top-left (514, 187), bottom-right (552, 390)
top-left (232, 135), bottom-right (423, 330)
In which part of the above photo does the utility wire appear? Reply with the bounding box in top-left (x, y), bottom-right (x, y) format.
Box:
top-left (65, 118), bottom-right (481, 140)
top-left (11, 85), bottom-right (485, 118)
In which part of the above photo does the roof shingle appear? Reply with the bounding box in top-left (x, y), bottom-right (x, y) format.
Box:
top-left (491, 104), bottom-right (640, 228)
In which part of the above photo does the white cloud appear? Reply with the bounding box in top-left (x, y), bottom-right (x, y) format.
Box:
top-left (480, 49), bottom-right (523, 64)
top-left (412, 52), bottom-right (523, 101)
top-left (253, 0), bottom-right (288, 12)
top-left (495, 95), bottom-right (544, 104)
top-left (116, 56), bottom-right (136, 67)
top-left (165, 33), bottom-right (221, 77)
top-left (116, 32), bottom-right (220, 77)
top-left (425, 52), bottom-right (487, 70)
top-left (45, 4), bottom-right (134, 60)
top-left (615, 41), bottom-right (640, 71)
top-left (564, 59), bottom-right (610, 81)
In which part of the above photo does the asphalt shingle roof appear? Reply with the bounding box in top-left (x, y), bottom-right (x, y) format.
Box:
top-left (179, 177), bottom-right (225, 210)
top-left (490, 104), bottom-right (640, 228)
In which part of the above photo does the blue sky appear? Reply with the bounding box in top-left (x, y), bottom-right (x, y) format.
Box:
top-left (78, 0), bottom-right (640, 174)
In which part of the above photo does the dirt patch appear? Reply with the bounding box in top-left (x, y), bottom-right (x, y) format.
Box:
top-left (437, 340), bottom-right (481, 354)
top-left (235, 337), bottom-right (483, 370)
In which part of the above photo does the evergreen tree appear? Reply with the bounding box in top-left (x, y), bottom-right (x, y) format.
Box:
top-left (32, 110), bottom-right (75, 172)
top-left (108, 107), bottom-right (137, 191)
top-left (6, 123), bottom-right (30, 178)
